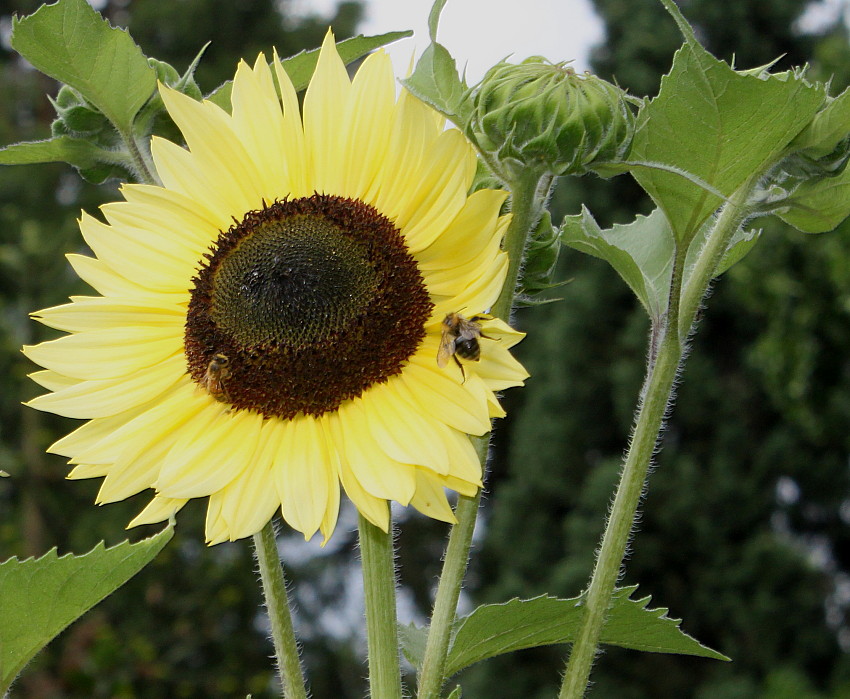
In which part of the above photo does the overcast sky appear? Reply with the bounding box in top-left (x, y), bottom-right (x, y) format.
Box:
top-left (294, 0), bottom-right (606, 80)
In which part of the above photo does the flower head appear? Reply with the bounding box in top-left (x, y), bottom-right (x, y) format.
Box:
top-left (23, 32), bottom-right (528, 544)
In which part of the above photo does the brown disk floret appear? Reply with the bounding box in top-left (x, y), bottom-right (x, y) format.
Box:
top-left (184, 194), bottom-right (433, 419)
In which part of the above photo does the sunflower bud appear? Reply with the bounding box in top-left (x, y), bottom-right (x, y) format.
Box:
top-left (468, 57), bottom-right (635, 178)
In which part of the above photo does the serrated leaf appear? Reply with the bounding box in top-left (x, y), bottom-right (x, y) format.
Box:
top-left (0, 526), bottom-right (173, 693)
top-left (0, 136), bottom-right (123, 169)
top-left (207, 31), bottom-right (412, 111)
top-left (777, 164), bottom-right (850, 233)
top-left (629, 28), bottom-right (825, 243)
top-left (11, 0), bottom-right (157, 133)
top-left (560, 206), bottom-right (675, 323)
top-left (443, 587), bottom-right (728, 678)
top-left (400, 42), bottom-right (469, 123)
top-left (446, 685), bottom-right (462, 699)
top-left (399, 621), bottom-right (428, 670)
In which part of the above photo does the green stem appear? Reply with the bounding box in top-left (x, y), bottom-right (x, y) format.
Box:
top-left (119, 127), bottom-right (158, 186)
top-left (493, 172), bottom-right (551, 320)
top-left (252, 522), bottom-right (309, 699)
top-left (678, 172), bottom-right (761, 339)
top-left (559, 174), bottom-right (761, 699)
top-left (417, 173), bottom-right (547, 699)
top-left (359, 513), bottom-right (403, 699)
top-left (416, 437), bottom-right (488, 699)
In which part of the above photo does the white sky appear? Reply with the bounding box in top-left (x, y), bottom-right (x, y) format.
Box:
top-left (294, 0), bottom-right (606, 81)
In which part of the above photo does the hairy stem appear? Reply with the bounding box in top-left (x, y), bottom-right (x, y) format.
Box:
top-left (253, 522), bottom-right (308, 699)
top-left (359, 514), bottom-right (403, 699)
top-left (416, 438), bottom-right (488, 699)
top-left (559, 173), bottom-right (760, 698)
top-left (417, 172), bottom-right (547, 698)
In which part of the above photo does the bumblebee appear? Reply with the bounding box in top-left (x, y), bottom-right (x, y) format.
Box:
top-left (437, 312), bottom-right (492, 379)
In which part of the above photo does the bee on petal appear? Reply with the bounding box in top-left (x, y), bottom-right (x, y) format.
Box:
top-left (437, 312), bottom-right (492, 380)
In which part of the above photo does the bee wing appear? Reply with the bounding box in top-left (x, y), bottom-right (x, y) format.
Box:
top-left (437, 337), bottom-right (455, 368)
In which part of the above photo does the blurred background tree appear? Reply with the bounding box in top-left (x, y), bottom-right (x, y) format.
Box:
top-left (4, 0), bottom-right (850, 697)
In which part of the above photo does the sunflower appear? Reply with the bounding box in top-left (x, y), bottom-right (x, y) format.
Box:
top-left (23, 31), bottom-right (528, 544)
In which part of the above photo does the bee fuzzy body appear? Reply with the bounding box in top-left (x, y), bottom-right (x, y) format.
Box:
top-left (203, 353), bottom-right (231, 403)
top-left (437, 312), bottom-right (491, 379)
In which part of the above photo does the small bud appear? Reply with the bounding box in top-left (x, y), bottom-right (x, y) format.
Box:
top-left (50, 85), bottom-right (110, 137)
top-left (468, 57), bottom-right (635, 178)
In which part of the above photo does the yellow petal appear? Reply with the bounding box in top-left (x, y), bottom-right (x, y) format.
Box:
top-left (398, 130), bottom-right (478, 252)
top-left (79, 211), bottom-right (195, 294)
top-left (159, 85), bottom-right (265, 214)
top-left (410, 469), bottom-right (457, 523)
top-left (274, 415), bottom-right (333, 540)
top-left (27, 354), bottom-right (186, 419)
top-left (33, 297), bottom-right (184, 333)
top-left (272, 51), bottom-right (311, 198)
top-left (230, 56), bottom-right (291, 199)
top-left (156, 407), bottom-right (262, 498)
top-left (302, 30), bottom-right (352, 195)
top-left (219, 420), bottom-right (285, 540)
top-left (324, 412), bottom-right (389, 531)
top-left (23, 326), bottom-right (181, 380)
top-left (96, 435), bottom-right (174, 504)
top-left (29, 370), bottom-right (80, 392)
top-left (67, 463), bottom-right (110, 479)
top-left (340, 50), bottom-right (395, 199)
top-left (362, 380), bottom-right (450, 474)
top-left (127, 496), bottom-right (188, 528)
top-left (416, 189), bottom-right (508, 270)
top-left (336, 398), bottom-right (417, 504)
top-left (400, 360), bottom-right (492, 436)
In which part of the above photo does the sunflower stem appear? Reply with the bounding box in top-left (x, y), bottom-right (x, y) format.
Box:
top-left (417, 173), bottom-right (548, 699)
top-left (253, 522), bottom-right (308, 699)
top-left (416, 438), bottom-right (488, 699)
top-left (359, 513), bottom-right (403, 699)
top-left (118, 127), bottom-right (158, 186)
top-left (493, 171), bottom-right (552, 321)
top-left (558, 174), bottom-right (761, 698)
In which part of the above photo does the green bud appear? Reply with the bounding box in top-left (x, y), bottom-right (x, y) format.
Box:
top-left (50, 85), bottom-right (110, 137)
top-left (468, 57), bottom-right (635, 178)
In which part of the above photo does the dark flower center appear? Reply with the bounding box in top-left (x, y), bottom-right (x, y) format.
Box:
top-left (184, 194), bottom-right (433, 419)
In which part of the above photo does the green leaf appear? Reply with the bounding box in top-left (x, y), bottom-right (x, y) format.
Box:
top-left (0, 136), bottom-right (124, 169)
top-left (207, 31), bottom-right (412, 111)
top-left (629, 26), bottom-right (825, 243)
top-left (443, 587), bottom-right (728, 678)
top-left (560, 206), bottom-right (675, 323)
top-left (11, 0), bottom-right (157, 134)
top-left (400, 42), bottom-right (469, 123)
top-left (398, 621), bottom-right (428, 670)
top-left (400, 0), bottom-right (468, 123)
top-left (561, 207), bottom-right (760, 322)
top-left (0, 526), bottom-right (173, 694)
top-left (777, 165), bottom-right (850, 233)
top-left (446, 685), bottom-right (463, 699)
